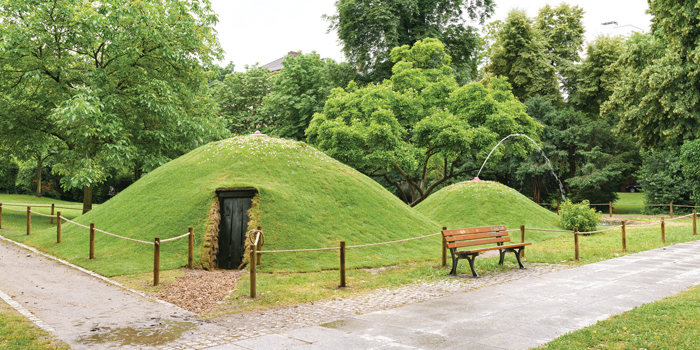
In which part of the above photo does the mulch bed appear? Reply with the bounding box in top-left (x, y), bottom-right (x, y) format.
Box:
top-left (155, 269), bottom-right (244, 314)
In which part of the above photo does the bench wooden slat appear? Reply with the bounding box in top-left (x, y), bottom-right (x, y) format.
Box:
top-left (456, 242), bottom-right (531, 254)
top-left (445, 231), bottom-right (506, 242)
top-left (447, 236), bottom-right (510, 249)
top-left (442, 226), bottom-right (506, 236)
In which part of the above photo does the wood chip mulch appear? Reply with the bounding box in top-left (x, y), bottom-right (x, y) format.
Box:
top-left (155, 269), bottom-right (244, 314)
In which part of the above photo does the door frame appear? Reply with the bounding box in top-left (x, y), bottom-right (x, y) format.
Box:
top-left (215, 188), bottom-right (257, 269)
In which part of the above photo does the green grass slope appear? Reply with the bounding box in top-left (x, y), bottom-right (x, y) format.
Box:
top-left (21, 136), bottom-right (442, 276)
top-left (415, 180), bottom-right (562, 242)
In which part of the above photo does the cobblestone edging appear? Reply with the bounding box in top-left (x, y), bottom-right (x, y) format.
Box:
top-left (164, 263), bottom-right (572, 349)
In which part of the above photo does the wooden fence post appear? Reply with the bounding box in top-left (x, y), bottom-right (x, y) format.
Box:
top-left (441, 226), bottom-right (447, 267)
top-left (574, 228), bottom-right (579, 262)
top-left (693, 209), bottom-right (697, 235)
top-left (188, 227), bottom-right (194, 269)
top-left (56, 212), bottom-right (62, 243)
top-left (26, 206), bottom-right (31, 235)
top-left (250, 241), bottom-right (256, 298)
top-left (89, 223), bottom-right (95, 259)
top-left (661, 217), bottom-right (666, 243)
top-left (50, 203), bottom-right (54, 224)
top-left (256, 225), bottom-right (262, 265)
top-left (520, 225), bottom-right (525, 259)
top-left (609, 202), bottom-right (613, 218)
top-left (0, 203), bottom-right (3, 229)
top-left (340, 241), bottom-right (346, 288)
top-left (621, 220), bottom-right (627, 252)
top-left (670, 202), bottom-right (673, 218)
top-left (153, 237), bottom-right (160, 286)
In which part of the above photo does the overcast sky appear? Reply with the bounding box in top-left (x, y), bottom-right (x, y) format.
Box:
top-left (210, 0), bottom-right (652, 70)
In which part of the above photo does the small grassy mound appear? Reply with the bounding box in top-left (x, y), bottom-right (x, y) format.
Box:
top-left (415, 180), bottom-right (562, 242)
top-left (20, 136), bottom-right (441, 276)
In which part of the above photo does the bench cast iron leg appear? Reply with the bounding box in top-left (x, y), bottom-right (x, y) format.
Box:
top-left (449, 254), bottom-right (459, 276)
top-left (465, 255), bottom-right (479, 278)
top-left (498, 249), bottom-right (506, 265)
top-left (514, 248), bottom-right (526, 269)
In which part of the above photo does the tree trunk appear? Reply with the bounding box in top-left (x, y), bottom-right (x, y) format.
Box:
top-left (82, 185), bottom-right (93, 214)
top-left (134, 166), bottom-right (142, 181)
top-left (533, 176), bottom-right (541, 204)
top-left (36, 155), bottom-right (42, 197)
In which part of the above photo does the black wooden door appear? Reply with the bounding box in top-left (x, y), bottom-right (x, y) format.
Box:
top-left (217, 190), bottom-right (254, 269)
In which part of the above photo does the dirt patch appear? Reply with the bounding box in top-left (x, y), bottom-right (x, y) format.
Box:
top-left (155, 269), bottom-right (244, 314)
top-left (600, 217), bottom-right (651, 225)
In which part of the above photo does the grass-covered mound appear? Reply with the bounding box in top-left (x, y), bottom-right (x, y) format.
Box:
top-left (415, 180), bottom-right (562, 242)
top-left (21, 136), bottom-right (442, 276)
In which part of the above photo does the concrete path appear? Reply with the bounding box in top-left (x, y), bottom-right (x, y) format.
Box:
top-left (0, 237), bottom-right (227, 350)
top-left (207, 241), bottom-right (700, 350)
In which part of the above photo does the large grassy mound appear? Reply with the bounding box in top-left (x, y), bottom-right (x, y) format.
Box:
top-left (415, 180), bottom-right (563, 242)
top-left (23, 136), bottom-right (442, 276)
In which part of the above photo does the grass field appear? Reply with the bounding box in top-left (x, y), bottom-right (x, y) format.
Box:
top-left (0, 300), bottom-right (68, 350)
top-left (542, 284), bottom-right (700, 349)
top-left (613, 192), bottom-right (646, 215)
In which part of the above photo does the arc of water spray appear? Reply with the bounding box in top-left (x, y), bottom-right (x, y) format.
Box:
top-left (475, 134), bottom-right (567, 202)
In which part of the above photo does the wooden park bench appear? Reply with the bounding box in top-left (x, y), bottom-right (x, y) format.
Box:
top-left (442, 225), bottom-right (530, 277)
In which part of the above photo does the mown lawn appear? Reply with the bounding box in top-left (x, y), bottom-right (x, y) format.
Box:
top-left (0, 299), bottom-right (68, 350)
top-left (613, 192), bottom-right (646, 215)
top-left (541, 284), bottom-right (700, 349)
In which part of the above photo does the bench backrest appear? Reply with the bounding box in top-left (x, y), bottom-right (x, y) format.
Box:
top-left (442, 226), bottom-right (508, 250)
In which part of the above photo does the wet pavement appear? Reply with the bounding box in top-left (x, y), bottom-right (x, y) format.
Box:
top-left (0, 236), bottom-right (227, 349)
top-left (205, 241), bottom-right (700, 350)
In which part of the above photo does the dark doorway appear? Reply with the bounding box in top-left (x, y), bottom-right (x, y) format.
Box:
top-left (216, 189), bottom-right (256, 269)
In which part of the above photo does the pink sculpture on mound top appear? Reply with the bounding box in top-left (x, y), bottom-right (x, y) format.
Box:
top-left (470, 177), bottom-right (481, 182)
top-left (252, 130), bottom-right (267, 137)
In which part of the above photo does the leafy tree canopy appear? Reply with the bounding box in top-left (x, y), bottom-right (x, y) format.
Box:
top-left (572, 35), bottom-right (625, 118)
top-left (534, 3), bottom-right (585, 97)
top-left (212, 64), bottom-right (273, 135)
top-left (307, 38), bottom-right (542, 206)
top-left (0, 0), bottom-right (227, 211)
top-left (603, 0), bottom-right (700, 148)
top-left (326, 0), bottom-right (493, 84)
top-left (486, 9), bottom-right (561, 103)
top-left (263, 52), bottom-right (359, 141)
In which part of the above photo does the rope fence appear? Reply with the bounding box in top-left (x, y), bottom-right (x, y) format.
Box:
top-left (0, 200), bottom-right (697, 297)
top-left (246, 210), bottom-right (699, 297)
top-left (0, 203), bottom-right (195, 286)
top-left (1, 202), bottom-right (82, 210)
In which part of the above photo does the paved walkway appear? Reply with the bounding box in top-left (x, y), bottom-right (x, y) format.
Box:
top-left (0, 237), bottom-right (228, 350)
top-left (207, 241), bottom-right (700, 350)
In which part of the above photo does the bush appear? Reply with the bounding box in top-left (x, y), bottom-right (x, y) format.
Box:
top-left (681, 139), bottom-right (700, 206)
top-left (638, 149), bottom-right (694, 214)
top-left (560, 200), bottom-right (598, 232)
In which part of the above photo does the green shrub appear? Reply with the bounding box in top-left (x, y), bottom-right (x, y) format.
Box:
top-left (560, 200), bottom-right (598, 232)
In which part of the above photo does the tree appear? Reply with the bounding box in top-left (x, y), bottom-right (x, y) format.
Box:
top-left (326, 0), bottom-right (493, 84)
top-left (572, 35), bottom-right (625, 118)
top-left (486, 9), bottom-right (560, 103)
top-left (534, 3), bottom-right (585, 97)
top-left (517, 97), bottom-right (637, 206)
top-left (263, 52), bottom-right (357, 141)
top-left (212, 64), bottom-right (273, 135)
top-left (307, 39), bottom-right (542, 206)
top-left (603, 0), bottom-right (700, 149)
top-left (0, 0), bottom-right (226, 212)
